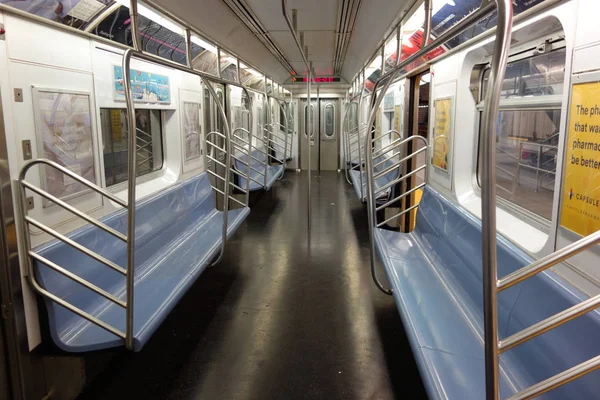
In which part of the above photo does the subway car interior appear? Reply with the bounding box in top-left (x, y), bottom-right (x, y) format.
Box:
top-left (1, 0), bottom-right (600, 399)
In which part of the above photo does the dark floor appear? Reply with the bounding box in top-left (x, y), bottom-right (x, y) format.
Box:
top-left (78, 171), bottom-right (427, 400)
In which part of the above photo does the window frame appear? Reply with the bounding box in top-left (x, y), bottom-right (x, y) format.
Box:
top-left (473, 42), bottom-right (567, 233)
top-left (100, 108), bottom-right (166, 191)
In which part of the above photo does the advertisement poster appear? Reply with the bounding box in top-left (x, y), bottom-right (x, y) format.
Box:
top-left (393, 105), bottom-right (401, 133)
top-left (432, 97), bottom-right (452, 171)
top-left (32, 88), bottom-right (96, 204)
top-left (113, 65), bottom-right (171, 104)
top-left (560, 81), bottom-right (600, 237)
top-left (182, 102), bottom-right (202, 162)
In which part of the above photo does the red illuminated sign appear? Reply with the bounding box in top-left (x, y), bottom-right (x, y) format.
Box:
top-left (301, 77), bottom-right (340, 83)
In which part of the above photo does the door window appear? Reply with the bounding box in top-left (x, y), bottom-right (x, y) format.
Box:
top-left (304, 104), bottom-right (315, 137)
top-left (324, 103), bottom-right (335, 138)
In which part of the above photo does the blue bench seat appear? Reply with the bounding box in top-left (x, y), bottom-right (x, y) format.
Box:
top-left (374, 186), bottom-right (600, 399)
top-left (33, 173), bottom-right (250, 352)
top-left (234, 148), bottom-right (284, 191)
top-left (349, 158), bottom-right (400, 203)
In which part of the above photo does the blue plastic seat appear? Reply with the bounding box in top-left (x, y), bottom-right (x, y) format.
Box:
top-left (374, 186), bottom-right (600, 399)
top-left (33, 173), bottom-right (250, 352)
top-left (234, 148), bottom-right (284, 191)
top-left (348, 157), bottom-right (400, 203)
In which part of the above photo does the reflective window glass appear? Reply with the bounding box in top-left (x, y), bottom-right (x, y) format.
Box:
top-left (324, 103), bottom-right (335, 138)
top-left (1, 0), bottom-right (113, 29)
top-left (92, 5), bottom-right (197, 65)
top-left (219, 51), bottom-right (237, 82)
top-left (477, 48), bottom-right (566, 221)
top-left (482, 49), bottom-right (566, 100)
top-left (99, 108), bottom-right (163, 186)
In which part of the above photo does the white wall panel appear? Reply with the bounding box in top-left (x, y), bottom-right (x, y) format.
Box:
top-left (5, 14), bottom-right (92, 72)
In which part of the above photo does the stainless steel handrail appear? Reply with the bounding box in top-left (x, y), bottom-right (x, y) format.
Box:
top-left (342, 101), bottom-right (359, 185)
top-left (16, 160), bottom-right (133, 345)
top-left (365, 112), bottom-right (428, 294)
top-left (367, 2), bottom-right (497, 110)
top-left (207, 128), bottom-right (252, 207)
top-left (268, 96), bottom-right (290, 171)
top-left (480, 0), bottom-right (513, 397)
top-left (282, 0), bottom-right (312, 230)
top-left (363, 0), bottom-right (497, 296)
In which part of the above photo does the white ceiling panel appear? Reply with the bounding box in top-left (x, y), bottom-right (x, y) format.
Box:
top-left (269, 31), bottom-right (336, 62)
top-left (245, 0), bottom-right (338, 31)
top-left (150, 0), bottom-right (414, 85)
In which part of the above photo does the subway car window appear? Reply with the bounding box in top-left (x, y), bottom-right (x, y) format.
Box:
top-left (100, 108), bottom-right (163, 186)
top-left (92, 5), bottom-right (201, 66)
top-left (477, 48), bottom-right (566, 221)
top-left (219, 51), bottom-right (238, 82)
top-left (0, 0), bottom-right (113, 29)
top-left (482, 48), bottom-right (566, 99)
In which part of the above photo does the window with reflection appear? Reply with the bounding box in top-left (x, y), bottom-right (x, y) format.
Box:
top-left (477, 48), bottom-right (566, 221)
top-left (383, 34), bottom-right (398, 73)
top-left (324, 103), bottom-right (335, 138)
top-left (219, 51), bottom-right (237, 82)
top-left (1, 0), bottom-right (112, 29)
top-left (304, 104), bottom-right (316, 137)
top-left (189, 35), bottom-right (218, 76)
top-left (99, 108), bottom-right (163, 186)
top-left (92, 4), bottom-right (202, 66)
top-left (482, 49), bottom-right (566, 99)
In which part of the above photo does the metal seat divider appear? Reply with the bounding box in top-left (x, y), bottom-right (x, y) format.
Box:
top-left (265, 96), bottom-right (290, 172)
top-left (10, 0), bottom-right (272, 351)
top-left (364, 0), bottom-right (498, 298)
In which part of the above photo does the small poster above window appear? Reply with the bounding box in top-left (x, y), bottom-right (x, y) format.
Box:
top-left (32, 88), bottom-right (96, 205)
top-left (432, 97), bottom-right (453, 172)
top-left (113, 65), bottom-right (171, 104)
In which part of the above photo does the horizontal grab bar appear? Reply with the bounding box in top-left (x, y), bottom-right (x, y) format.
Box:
top-left (26, 268), bottom-right (126, 339)
top-left (376, 183), bottom-right (426, 212)
top-left (20, 159), bottom-right (128, 208)
top-left (498, 229), bottom-right (600, 291)
top-left (375, 165), bottom-right (426, 196)
top-left (29, 252), bottom-right (126, 308)
top-left (22, 181), bottom-right (127, 243)
top-left (26, 217), bottom-right (127, 276)
top-left (376, 203), bottom-right (420, 228)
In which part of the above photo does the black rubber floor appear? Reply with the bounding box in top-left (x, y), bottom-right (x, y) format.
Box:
top-left (78, 171), bottom-right (427, 400)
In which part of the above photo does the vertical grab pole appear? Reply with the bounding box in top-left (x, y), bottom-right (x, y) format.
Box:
top-left (357, 71), bottom-right (365, 201)
top-left (281, 0), bottom-right (312, 230)
top-left (242, 87), bottom-right (253, 206)
top-left (122, 49), bottom-right (137, 350)
top-left (307, 61), bottom-right (312, 231)
top-left (263, 81), bottom-right (269, 189)
top-left (342, 100), bottom-right (352, 184)
top-left (129, 0), bottom-right (140, 51)
top-left (202, 78), bottom-right (232, 266)
top-left (423, 0), bottom-right (433, 47)
top-left (481, 1), bottom-right (513, 399)
top-left (275, 97), bottom-right (289, 168)
top-left (185, 28), bottom-right (192, 69)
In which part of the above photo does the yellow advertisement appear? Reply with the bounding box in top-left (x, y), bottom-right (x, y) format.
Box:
top-left (394, 105), bottom-right (401, 133)
top-left (110, 109), bottom-right (122, 141)
top-left (432, 98), bottom-right (452, 171)
top-left (560, 81), bottom-right (600, 237)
